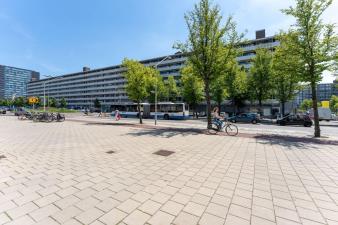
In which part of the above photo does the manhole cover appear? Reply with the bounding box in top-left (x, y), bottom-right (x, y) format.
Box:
top-left (106, 151), bottom-right (115, 154)
top-left (153, 150), bottom-right (175, 156)
top-left (0, 155), bottom-right (6, 159)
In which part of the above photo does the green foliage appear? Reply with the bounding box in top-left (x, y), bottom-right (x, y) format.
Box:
top-left (330, 95), bottom-right (338, 112)
top-left (223, 59), bottom-right (247, 113)
top-left (300, 99), bottom-right (313, 110)
top-left (147, 73), bottom-right (166, 103)
top-left (175, 0), bottom-right (243, 128)
top-left (211, 76), bottom-right (227, 110)
top-left (300, 99), bottom-right (321, 110)
top-left (0, 99), bottom-right (11, 106)
top-left (180, 65), bottom-right (204, 112)
top-left (165, 76), bottom-right (180, 102)
top-left (13, 97), bottom-right (26, 107)
top-left (59, 97), bottom-right (67, 108)
top-left (272, 32), bottom-right (302, 115)
top-left (282, 0), bottom-right (338, 137)
top-left (94, 98), bottom-right (101, 109)
top-left (122, 58), bottom-right (158, 123)
top-left (49, 97), bottom-right (57, 108)
top-left (248, 48), bottom-right (273, 111)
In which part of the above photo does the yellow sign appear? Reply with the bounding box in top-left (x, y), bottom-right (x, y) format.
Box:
top-left (28, 97), bottom-right (39, 104)
top-left (321, 101), bottom-right (330, 108)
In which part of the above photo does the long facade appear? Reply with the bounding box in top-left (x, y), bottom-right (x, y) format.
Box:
top-left (0, 65), bottom-right (40, 99)
top-left (27, 30), bottom-right (279, 110)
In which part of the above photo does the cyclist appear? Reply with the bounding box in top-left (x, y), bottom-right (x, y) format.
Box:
top-left (212, 107), bottom-right (224, 130)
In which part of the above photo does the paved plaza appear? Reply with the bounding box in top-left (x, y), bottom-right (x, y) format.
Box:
top-left (1, 116), bottom-right (338, 225)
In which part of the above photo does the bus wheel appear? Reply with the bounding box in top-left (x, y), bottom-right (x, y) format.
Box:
top-left (164, 114), bottom-right (169, 120)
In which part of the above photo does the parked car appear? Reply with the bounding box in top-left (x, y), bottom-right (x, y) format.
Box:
top-left (0, 107), bottom-right (6, 114)
top-left (308, 107), bottom-right (333, 121)
top-left (277, 114), bottom-right (313, 127)
top-left (228, 113), bottom-right (260, 124)
top-left (14, 108), bottom-right (27, 116)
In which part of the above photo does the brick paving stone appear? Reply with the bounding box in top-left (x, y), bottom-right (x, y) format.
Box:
top-left (6, 202), bottom-right (38, 219)
top-left (4, 215), bottom-right (35, 225)
top-left (147, 210), bottom-right (175, 225)
top-left (34, 217), bottom-right (60, 225)
top-left (173, 211), bottom-right (199, 225)
top-left (183, 202), bottom-right (206, 217)
top-left (161, 200), bottom-right (184, 216)
top-left (198, 212), bottom-right (225, 225)
top-left (95, 198), bottom-right (120, 212)
top-left (51, 205), bottom-right (83, 223)
top-left (123, 210), bottom-right (151, 225)
top-left (29, 204), bottom-right (60, 221)
top-left (138, 200), bottom-right (162, 215)
top-left (0, 213), bottom-right (11, 224)
top-left (99, 208), bottom-right (127, 225)
top-left (117, 199), bottom-right (141, 213)
top-left (2, 117), bottom-right (338, 225)
top-left (75, 207), bottom-right (104, 224)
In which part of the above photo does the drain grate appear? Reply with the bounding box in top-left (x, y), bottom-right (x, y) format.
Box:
top-left (0, 155), bottom-right (6, 159)
top-left (153, 150), bottom-right (175, 156)
top-left (106, 151), bottom-right (115, 154)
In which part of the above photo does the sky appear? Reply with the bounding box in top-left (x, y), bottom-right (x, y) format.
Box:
top-left (0, 0), bottom-right (337, 83)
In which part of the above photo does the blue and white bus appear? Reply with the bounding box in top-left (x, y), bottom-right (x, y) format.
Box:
top-left (111, 102), bottom-right (190, 120)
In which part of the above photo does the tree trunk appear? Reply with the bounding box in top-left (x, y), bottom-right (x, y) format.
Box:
top-left (311, 81), bottom-right (320, 137)
top-left (259, 99), bottom-right (263, 116)
top-left (218, 101), bottom-right (221, 116)
top-left (281, 101), bottom-right (285, 117)
top-left (137, 102), bottom-right (142, 124)
top-left (205, 81), bottom-right (212, 129)
top-left (233, 98), bottom-right (236, 116)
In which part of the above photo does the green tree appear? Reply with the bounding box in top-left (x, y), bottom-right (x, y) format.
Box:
top-left (300, 99), bottom-right (313, 111)
top-left (13, 97), bottom-right (25, 107)
top-left (49, 97), bottom-right (57, 108)
top-left (211, 76), bottom-right (227, 115)
top-left (94, 98), bottom-right (101, 109)
top-left (181, 65), bottom-right (204, 118)
top-left (330, 95), bottom-right (338, 113)
top-left (59, 97), bottom-right (67, 108)
top-left (248, 48), bottom-right (273, 114)
top-left (224, 60), bottom-right (247, 115)
top-left (282, 0), bottom-right (338, 137)
top-left (165, 76), bottom-right (179, 102)
top-left (271, 32), bottom-right (302, 116)
top-left (122, 58), bottom-right (157, 124)
top-left (175, 0), bottom-right (243, 128)
top-left (147, 73), bottom-right (167, 103)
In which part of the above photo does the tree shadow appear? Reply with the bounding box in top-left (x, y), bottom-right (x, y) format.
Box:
top-left (253, 134), bottom-right (338, 150)
top-left (126, 127), bottom-right (204, 138)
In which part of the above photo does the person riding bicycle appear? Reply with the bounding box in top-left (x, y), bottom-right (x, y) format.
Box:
top-left (212, 107), bottom-right (224, 129)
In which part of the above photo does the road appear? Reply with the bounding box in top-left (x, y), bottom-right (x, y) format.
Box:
top-left (69, 113), bottom-right (338, 138)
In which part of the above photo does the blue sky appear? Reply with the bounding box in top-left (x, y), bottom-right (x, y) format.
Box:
top-left (0, 0), bottom-right (337, 82)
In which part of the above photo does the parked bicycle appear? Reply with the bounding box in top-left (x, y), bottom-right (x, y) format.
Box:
top-left (18, 112), bottom-right (34, 120)
top-left (51, 113), bottom-right (65, 122)
top-left (208, 118), bottom-right (238, 136)
top-left (33, 112), bottom-right (53, 122)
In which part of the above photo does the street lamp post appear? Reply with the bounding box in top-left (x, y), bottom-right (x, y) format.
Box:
top-left (43, 75), bottom-right (59, 112)
top-left (154, 55), bottom-right (172, 125)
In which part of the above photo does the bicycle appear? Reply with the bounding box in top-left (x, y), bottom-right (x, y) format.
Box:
top-left (208, 118), bottom-right (238, 136)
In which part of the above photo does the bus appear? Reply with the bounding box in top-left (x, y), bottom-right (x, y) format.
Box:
top-left (111, 102), bottom-right (190, 120)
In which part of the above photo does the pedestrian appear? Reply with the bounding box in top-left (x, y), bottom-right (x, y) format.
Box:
top-left (115, 110), bottom-right (121, 121)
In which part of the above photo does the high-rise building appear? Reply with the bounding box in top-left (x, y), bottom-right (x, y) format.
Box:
top-left (295, 83), bottom-right (338, 105)
top-left (27, 30), bottom-right (279, 110)
top-left (0, 65), bottom-right (40, 99)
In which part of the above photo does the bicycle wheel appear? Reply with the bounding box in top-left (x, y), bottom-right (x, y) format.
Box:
top-left (226, 124), bottom-right (238, 136)
top-left (207, 123), bottom-right (219, 135)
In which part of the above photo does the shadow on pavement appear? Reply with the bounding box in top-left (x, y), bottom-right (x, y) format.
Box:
top-left (254, 134), bottom-right (338, 149)
top-left (126, 127), bottom-right (203, 138)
